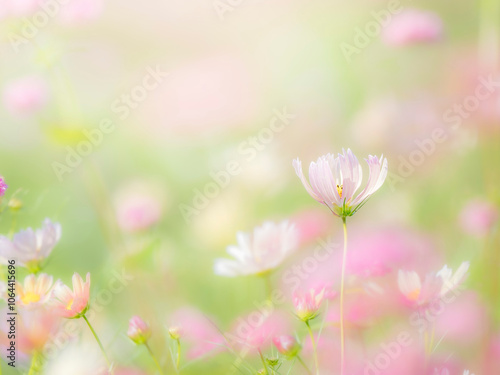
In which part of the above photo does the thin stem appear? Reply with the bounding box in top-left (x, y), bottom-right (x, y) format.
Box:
top-left (258, 349), bottom-right (268, 374)
top-left (175, 338), bottom-right (181, 371)
top-left (305, 321), bottom-right (319, 375)
top-left (82, 315), bottom-right (111, 369)
top-left (264, 272), bottom-right (273, 301)
top-left (297, 355), bottom-right (313, 375)
top-left (145, 343), bottom-right (164, 375)
top-left (28, 351), bottom-right (39, 375)
top-left (340, 217), bottom-right (348, 375)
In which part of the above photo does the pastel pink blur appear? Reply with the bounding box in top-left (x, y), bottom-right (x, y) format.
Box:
top-left (382, 9), bottom-right (443, 46)
top-left (58, 0), bottom-right (103, 25)
top-left (169, 307), bottom-right (224, 359)
top-left (114, 183), bottom-right (164, 233)
top-left (459, 199), bottom-right (498, 237)
top-left (2, 76), bottom-right (49, 117)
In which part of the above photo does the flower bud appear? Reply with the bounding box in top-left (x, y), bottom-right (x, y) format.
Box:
top-left (273, 335), bottom-right (300, 357)
top-left (168, 326), bottom-right (182, 340)
top-left (127, 316), bottom-right (151, 345)
top-left (8, 197), bottom-right (23, 212)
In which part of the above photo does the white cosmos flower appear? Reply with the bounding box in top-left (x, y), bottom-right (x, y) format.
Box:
top-left (398, 261), bottom-right (470, 306)
top-left (293, 149), bottom-right (388, 218)
top-left (214, 221), bottom-right (298, 277)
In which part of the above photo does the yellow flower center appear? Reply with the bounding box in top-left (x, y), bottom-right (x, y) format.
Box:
top-left (407, 288), bottom-right (421, 301)
top-left (21, 292), bottom-right (41, 305)
top-left (66, 299), bottom-right (74, 310)
top-left (337, 184), bottom-right (343, 198)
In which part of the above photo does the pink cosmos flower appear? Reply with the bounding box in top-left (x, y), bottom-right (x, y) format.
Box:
top-left (293, 149), bottom-right (388, 218)
top-left (214, 221), bottom-right (298, 277)
top-left (273, 335), bottom-right (300, 357)
top-left (459, 199), bottom-right (498, 237)
top-left (51, 273), bottom-right (91, 319)
top-left (382, 9), bottom-right (443, 47)
top-left (0, 218), bottom-right (61, 273)
top-left (2, 76), bottom-right (49, 117)
top-left (398, 262), bottom-right (469, 306)
top-left (127, 316), bottom-right (151, 345)
top-left (17, 273), bottom-right (53, 309)
top-left (293, 285), bottom-right (335, 322)
top-left (0, 177), bottom-right (7, 196)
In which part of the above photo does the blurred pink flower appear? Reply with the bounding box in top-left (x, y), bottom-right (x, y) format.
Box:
top-left (2, 0), bottom-right (40, 18)
top-left (273, 335), bottom-right (300, 357)
top-left (459, 198), bottom-right (498, 237)
top-left (114, 181), bottom-right (165, 233)
top-left (2, 76), bottom-right (49, 117)
top-left (0, 309), bottom-right (60, 363)
top-left (382, 9), bottom-right (443, 46)
top-left (168, 307), bottom-right (224, 359)
top-left (293, 149), bottom-right (388, 218)
top-left (52, 272), bottom-right (91, 319)
top-left (398, 262), bottom-right (469, 307)
top-left (214, 221), bottom-right (298, 277)
top-left (293, 284), bottom-right (335, 322)
top-left (346, 227), bottom-right (436, 278)
top-left (0, 218), bottom-right (61, 273)
top-left (291, 209), bottom-right (331, 245)
top-left (17, 273), bottom-right (53, 309)
top-left (230, 310), bottom-right (290, 350)
top-left (58, 0), bottom-right (103, 25)
top-left (0, 177), bottom-right (7, 197)
top-left (127, 316), bottom-right (151, 344)
top-left (434, 292), bottom-right (486, 343)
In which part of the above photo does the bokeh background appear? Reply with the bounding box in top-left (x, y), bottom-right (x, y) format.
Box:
top-left (0, 0), bottom-right (499, 374)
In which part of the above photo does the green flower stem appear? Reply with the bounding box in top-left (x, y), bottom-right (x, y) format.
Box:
top-left (28, 351), bottom-right (40, 375)
top-left (82, 315), bottom-right (111, 369)
top-left (258, 349), bottom-right (268, 374)
top-left (175, 338), bottom-right (181, 371)
top-left (145, 343), bottom-right (164, 375)
top-left (339, 217), bottom-right (348, 375)
top-left (305, 321), bottom-right (319, 375)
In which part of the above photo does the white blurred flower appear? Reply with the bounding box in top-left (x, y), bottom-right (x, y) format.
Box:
top-left (398, 261), bottom-right (470, 306)
top-left (0, 218), bottom-right (61, 273)
top-left (214, 221), bottom-right (298, 277)
top-left (44, 343), bottom-right (108, 375)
